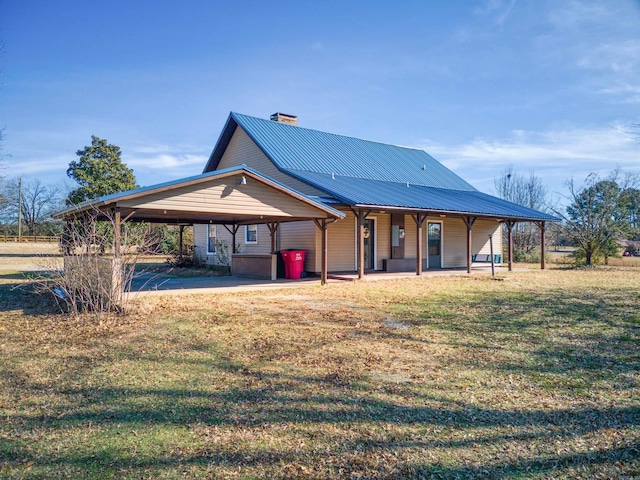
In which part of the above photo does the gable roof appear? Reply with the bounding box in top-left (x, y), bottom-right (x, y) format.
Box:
top-left (55, 165), bottom-right (345, 224)
top-left (205, 112), bottom-right (476, 191)
top-left (204, 112), bottom-right (559, 222)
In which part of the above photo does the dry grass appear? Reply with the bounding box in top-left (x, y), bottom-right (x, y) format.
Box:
top-left (1, 263), bottom-right (639, 478)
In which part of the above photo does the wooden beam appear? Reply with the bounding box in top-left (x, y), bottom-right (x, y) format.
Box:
top-left (357, 208), bottom-right (365, 279)
top-left (505, 220), bottom-right (516, 272)
top-left (178, 225), bottom-right (185, 254)
top-left (412, 213), bottom-right (427, 275)
top-left (114, 207), bottom-right (121, 258)
top-left (267, 222), bottom-right (280, 254)
top-left (223, 224), bottom-right (241, 253)
top-left (535, 221), bottom-right (546, 270)
top-left (313, 218), bottom-right (333, 285)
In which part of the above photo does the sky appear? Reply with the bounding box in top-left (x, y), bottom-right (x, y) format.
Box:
top-left (1, 0), bottom-right (639, 204)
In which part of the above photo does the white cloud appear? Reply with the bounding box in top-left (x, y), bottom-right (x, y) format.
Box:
top-left (420, 125), bottom-right (640, 195)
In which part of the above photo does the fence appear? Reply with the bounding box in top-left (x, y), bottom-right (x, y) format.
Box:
top-left (0, 235), bottom-right (60, 243)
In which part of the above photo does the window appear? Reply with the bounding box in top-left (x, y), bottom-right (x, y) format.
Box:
top-left (245, 224), bottom-right (258, 244)
top-left (207, 224), bottom-right (217, 254)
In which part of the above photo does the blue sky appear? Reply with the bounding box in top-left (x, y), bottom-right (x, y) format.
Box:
top-left (1, 0), bottom-right (639, 201)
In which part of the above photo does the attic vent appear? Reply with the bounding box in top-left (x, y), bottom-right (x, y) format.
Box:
top-left (270, 112), bottom-right (298, 126)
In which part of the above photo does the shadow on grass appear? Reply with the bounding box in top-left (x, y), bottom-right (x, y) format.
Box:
top-left (0, 279), bottom-right (60, 315)
top-left (2, 274), bottom-right (639, 477)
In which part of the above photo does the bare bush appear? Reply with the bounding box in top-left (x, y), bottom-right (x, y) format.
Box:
top-left (36, 208), bottom-right (159, 315)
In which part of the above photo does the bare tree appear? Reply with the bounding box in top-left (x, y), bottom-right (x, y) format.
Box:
top-left (1, 177), bottom-right (64, 235)
top-left (494, 165), bottom-right (549, 259)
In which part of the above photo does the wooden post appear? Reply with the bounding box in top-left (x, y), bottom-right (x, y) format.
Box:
top-left (178, 225), bottom-right (185, 253)
top-left (114, 207), bottom-right (121, 258)
top-left (489, 233), bottom-right (495, 278)
top-left (537, 221), bottom-right (546, 270)
top-left (314, 218), bottom-right (333, 285)
top-left (223, 225), bottom-right (241, 253)
top-left (505, 220), bottom-right (515, 272)
top-left (267, 222), bottom-right (280, 254)
top-left (357, 208), bottom-right (365, 279)
top-left (462, 216), bottom-right (477, 273)
top-left (412, 213), bottom-right (427, 275)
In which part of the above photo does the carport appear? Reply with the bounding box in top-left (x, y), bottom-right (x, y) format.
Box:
top-left (55, 165), bottom-right (345, 285)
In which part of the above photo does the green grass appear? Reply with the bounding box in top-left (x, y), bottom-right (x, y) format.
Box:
top-left (1, 269), bottom-right (639, 478)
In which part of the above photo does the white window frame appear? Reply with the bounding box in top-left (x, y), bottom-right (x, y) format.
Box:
top-left (245, 224), bottom-right (258, 244)
top-left (207, 224), bottom-right (217, 254)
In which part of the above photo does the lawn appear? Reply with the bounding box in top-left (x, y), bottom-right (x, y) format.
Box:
top-left (0, 266), bottom-right (639, 478)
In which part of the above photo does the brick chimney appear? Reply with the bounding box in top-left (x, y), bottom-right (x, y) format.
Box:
top-left (270, 112), bottom-right (298, 126)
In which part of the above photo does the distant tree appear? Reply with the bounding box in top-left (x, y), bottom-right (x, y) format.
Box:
top-left (621, 188), bottom-right (640, 239)
top-left (494, 165), bottom-right (549, 260)
top-left (19, 178), bottom-right (64, 235)
top-left (66, 136), bottom-right (137, 205)
top-left (0, 177), bottom-right (65, 236)
top-left (557, 171), bottom-right (636, 266)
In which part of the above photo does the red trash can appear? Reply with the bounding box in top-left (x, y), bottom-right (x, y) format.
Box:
top-left (280, 250), bottom-right (307, 279)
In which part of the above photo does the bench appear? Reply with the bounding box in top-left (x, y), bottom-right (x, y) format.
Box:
top-left (472, 254), bottom-right (502, 264)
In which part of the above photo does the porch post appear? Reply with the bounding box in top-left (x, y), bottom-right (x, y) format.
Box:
top-left (537, 221), bottom-right (546, 270)
top-left (223, 225), bottom-right (241, 253)
top-left (314, 218), bottom-right (332, 286)
top-left (357, 208), bottom-right (365, 279)
top-left (462, 216), bottom-right (477, 273)
top-left (114, 207), bottom-right (121, 258)
top-left (178, 225), bottom-right (185, 254)
top-left (267, 222), bottom-right (280, 254)
top-left (412, 213), bottom-right (427, 275)
top-left (505, 220), bottom-right (515, 272)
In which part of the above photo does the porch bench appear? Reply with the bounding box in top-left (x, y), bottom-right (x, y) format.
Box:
top-left (472, 254), bottom-right (502, 264)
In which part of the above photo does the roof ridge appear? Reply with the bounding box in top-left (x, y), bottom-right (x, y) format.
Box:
top-left (231, 112), bottom-right (425, 152)
top-left (284, 168), bottom-right (478, 192)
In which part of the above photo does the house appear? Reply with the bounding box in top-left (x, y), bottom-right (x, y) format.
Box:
top-left (192, 112), bottom-right (557, 278)
top-left (55, 111), bottom-right (557, 285)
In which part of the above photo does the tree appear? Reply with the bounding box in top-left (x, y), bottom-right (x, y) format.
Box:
top-left (494, 165), bottom-right (549, 260)
top-left (18, 178), bottom-right (64, 235)
top-left (66, 136), bottom-right (137, 205)
top-left (0, 177), bottom-right (64, 236)
top-left (558, 171), bottom-right (636, 266)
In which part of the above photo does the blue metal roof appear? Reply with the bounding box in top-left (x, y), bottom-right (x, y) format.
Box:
top-left (230, 112), bottom-right (477, 191)
top-left (203, 112), bottom-right (559, 221)
top-left (287, 171), bottom-right (558, 221)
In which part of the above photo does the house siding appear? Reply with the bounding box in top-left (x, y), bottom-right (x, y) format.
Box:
top-left (217, 127), bottom-right (326, 197)
top-left (279, 221), bottom-right (319, 273)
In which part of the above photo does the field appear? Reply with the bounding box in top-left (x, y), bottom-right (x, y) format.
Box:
top-left (0, 245), bottom-right (639, 478)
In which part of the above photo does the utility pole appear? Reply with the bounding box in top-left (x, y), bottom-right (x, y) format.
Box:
top-left (17, 177), bottom-right (22, 241)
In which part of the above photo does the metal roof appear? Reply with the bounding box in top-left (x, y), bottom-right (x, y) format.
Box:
top-left (287, 171), bottom-right (559, 221)
top-left (204, 112), bottom-right (559, 222)
top-left (230, 112), bottom-right (477, 191)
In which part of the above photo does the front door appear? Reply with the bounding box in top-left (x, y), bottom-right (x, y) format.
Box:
top-left (364, 219), bottom-right (375, 270)
top-left (428, 222), bottom-right (441, 268)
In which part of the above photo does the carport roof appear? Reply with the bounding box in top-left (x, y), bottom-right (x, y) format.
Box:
top-left (55, 165), bottom-right (346, 225)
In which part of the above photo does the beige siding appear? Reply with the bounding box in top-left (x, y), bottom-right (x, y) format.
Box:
top-left (217, 127), bottom-right (326, 197)
top-left (279, 220), bottom-right (319, 272)
top-left (473, 219), bottom-right (503, 258)
top-left (373, 214), bottom-right (391, 268)
top-left (442, 217), bottom-right (467, 268)
top-left (120, 174), bottom-right (326, 219)
top-left (327, 211), bottom-right (357, 271)
top-left (403, 215), bottom-right (421, 260)
top-left (440, 217), bottom-right (503, 268)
